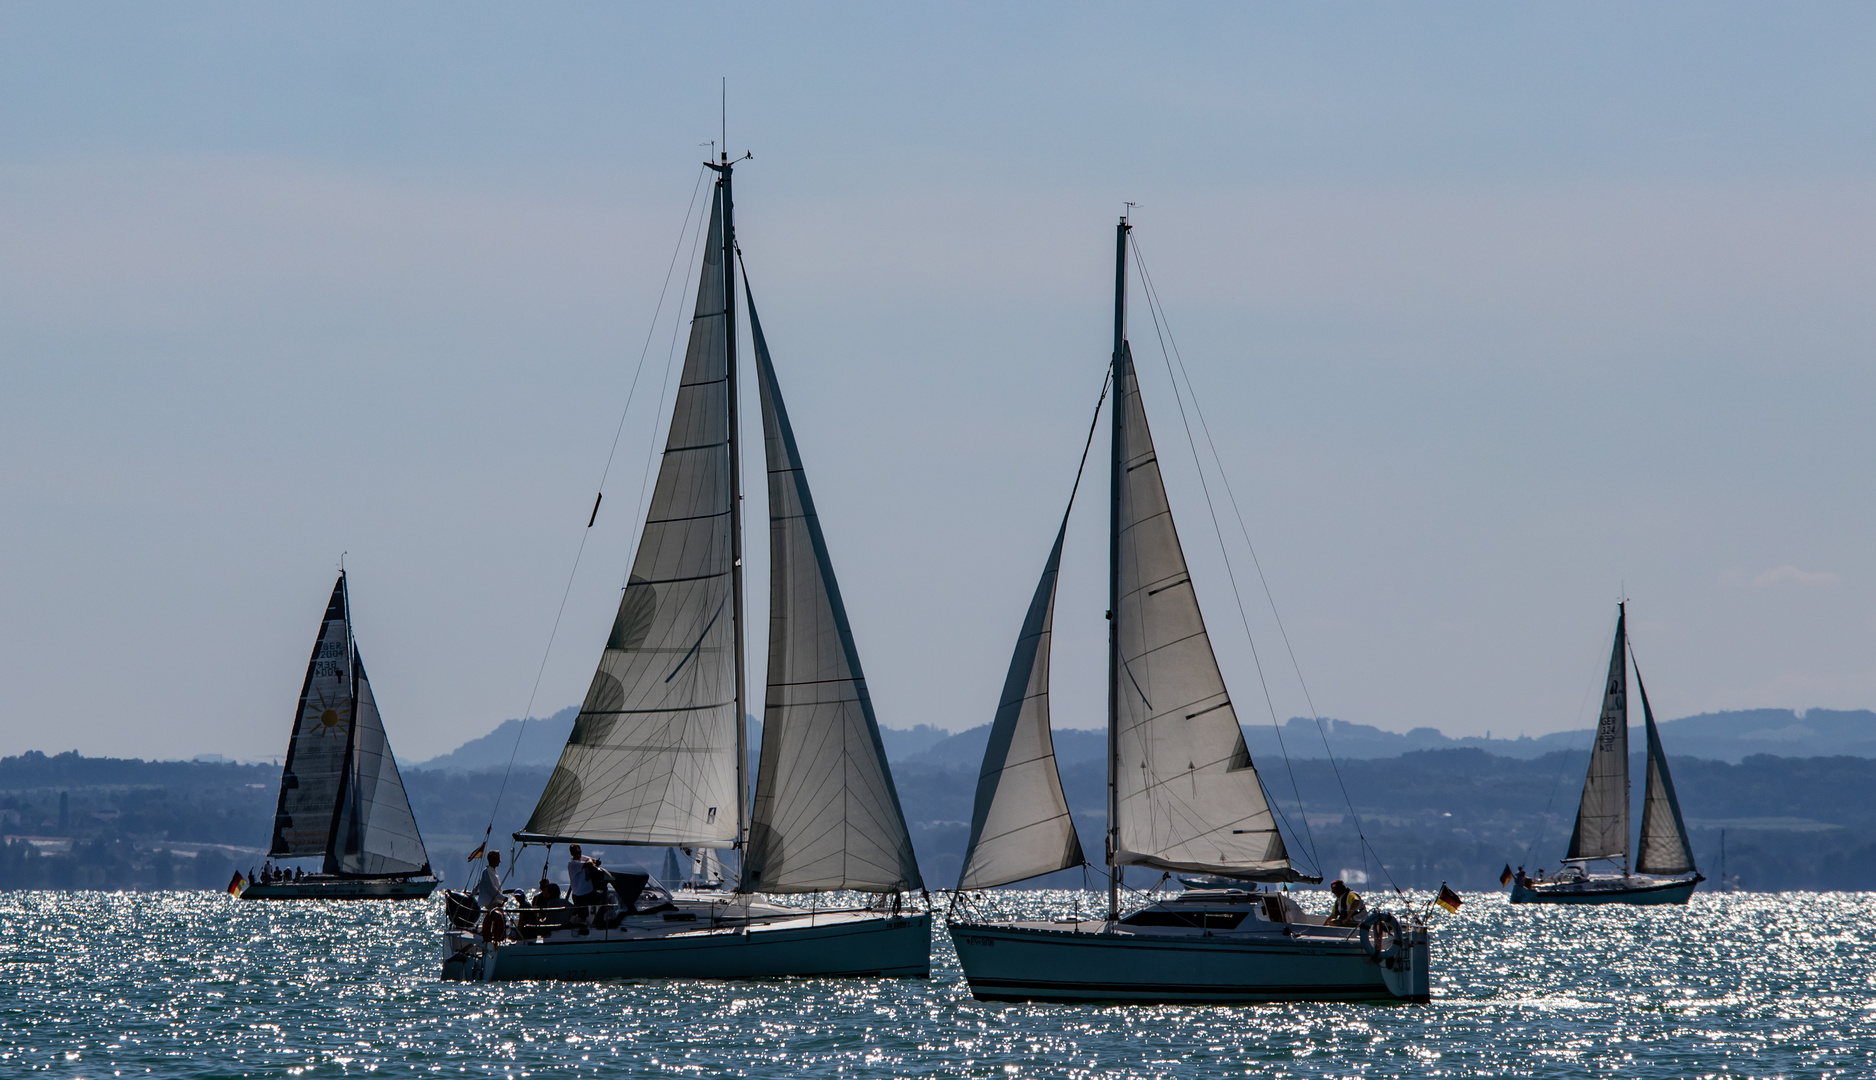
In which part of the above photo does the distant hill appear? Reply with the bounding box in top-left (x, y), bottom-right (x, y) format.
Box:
top-left (414, 705), bottom-right (1876, 775)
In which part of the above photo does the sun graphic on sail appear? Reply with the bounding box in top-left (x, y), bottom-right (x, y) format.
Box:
top-left (306, 688), bottom-right (352, 737)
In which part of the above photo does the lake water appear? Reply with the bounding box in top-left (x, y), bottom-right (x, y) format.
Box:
top-left (2, 889), bottom-right (1870, 1077)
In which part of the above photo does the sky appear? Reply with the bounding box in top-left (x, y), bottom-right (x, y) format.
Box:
top-left (2, 2), bottom-right (1873, 762)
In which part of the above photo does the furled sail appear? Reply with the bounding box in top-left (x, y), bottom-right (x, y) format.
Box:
top-left (328, 650), bottom-right (430, 876)
top-left (1633, 666), bottom-right (1696, 876)
top-left (740, 287), bottom-right (923, 894)
top-left (1108, 342), bottom-right (1293, 879)
top-left (1566, 605), bottom-right (1630, 864)
top-left (271, 574), bottom-right (357, 859)
top-left (956, 516), bottom-right (1085, 890)
top-left (523, 185), bottom-right (741, 848)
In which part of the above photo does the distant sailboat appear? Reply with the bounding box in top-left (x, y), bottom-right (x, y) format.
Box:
top-left (1512, 603), bottom-right (1703, 905)
top-left (442, 152), bottom-right (927, 981)
top-left (246, 571), bottom-right (437, 901)
top-left (947, 217), bottom-right (1430, 1004)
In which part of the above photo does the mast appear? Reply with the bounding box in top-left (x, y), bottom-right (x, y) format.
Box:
top-left (322, 571), bottom-right (358, 875)
top-left (1107, 214), bottom-right (1129, 921)
top-left (709, 151), bottom-right (750, 857)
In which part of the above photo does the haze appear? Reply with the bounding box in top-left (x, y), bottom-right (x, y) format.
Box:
top-left (2, 3), bottom-right (1872, 762)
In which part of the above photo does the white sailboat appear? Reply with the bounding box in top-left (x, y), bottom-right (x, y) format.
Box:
top-left (442, 152), bottom-right (928, 982)
top-left (1511, 603), bottom-right (1703, 905)
top-left (948, 217), bottom-right (1430, 1004)
top-left (246, 571), bottom-right (437, 900)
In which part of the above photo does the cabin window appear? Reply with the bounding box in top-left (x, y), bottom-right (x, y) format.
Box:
top-left (1119, 910), bottom-right (1247, 930)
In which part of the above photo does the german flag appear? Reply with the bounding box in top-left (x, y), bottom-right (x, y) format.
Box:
top-left (466, 841), bottom-right (487, 862)
top-left (227, 871), bottom-right (246, 896)
top-left (1436, 884), bottom-right (1462, 913)
top-left (1500, 864), bottom-right (1514, 887)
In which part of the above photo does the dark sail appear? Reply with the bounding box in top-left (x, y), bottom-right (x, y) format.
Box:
top-left (1566, 605), bottom-right (1630, 865)
top-left (271, 575), bottom-right (355, 859)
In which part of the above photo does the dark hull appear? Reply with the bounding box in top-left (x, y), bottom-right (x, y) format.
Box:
top-left (1509, 875), bottom-right (1700, 906)
top-left (241, 876), bottom-right (438, 901)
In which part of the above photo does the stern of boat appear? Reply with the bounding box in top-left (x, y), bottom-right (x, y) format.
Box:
top-left (1379, 924), bottom-right (1430, 1003)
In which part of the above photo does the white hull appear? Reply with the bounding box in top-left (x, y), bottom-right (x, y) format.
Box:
top-left (442, 908), bottom-right (930, 983)
top-left (241, 876), bottom-right (437, 901)
top-left (951, 918), bottom-right (1429, 1004)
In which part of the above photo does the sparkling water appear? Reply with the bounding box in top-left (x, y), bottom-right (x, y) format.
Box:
top-left (2, 889), bottom-right (1870, 1077)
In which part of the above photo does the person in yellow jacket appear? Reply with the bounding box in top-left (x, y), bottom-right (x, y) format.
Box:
top-left (1328, 879), bottom-right (1366, 926)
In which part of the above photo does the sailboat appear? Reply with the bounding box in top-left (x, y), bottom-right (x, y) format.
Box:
top-left (245, 571), bottom-right (437, 900)
top-left (1511, 603), bottom-right (1703, 905)
top-left (441, 152), bottom-right (928, 981)
top-left (947, 218), bottom-right (1431, 1004)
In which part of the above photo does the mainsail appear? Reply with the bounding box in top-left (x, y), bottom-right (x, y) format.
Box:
top-left (1633, 666), bottom-right (1696, 876)
top-left (740, 287), bottom-right (923, 894)
top-left (1109, 334), bottom-right (1292, 879)
top-left (329, 650), bottom-right (429, 875)
top-left (272, 575), bottom-right (356, 859)
top-left (270, 571), bottom-right (430, 876)
top-left (1566, 605), bottom-right (1630, 864)
top-left (956, 516), bottom-right (1085, 890)
top-left (522, 184), bottom-right (742, 848)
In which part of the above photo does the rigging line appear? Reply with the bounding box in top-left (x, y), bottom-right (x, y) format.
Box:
top-left (1125, 234), bottom-right (1320, 878)
top-left (477, 165), bottom-right (713, 846)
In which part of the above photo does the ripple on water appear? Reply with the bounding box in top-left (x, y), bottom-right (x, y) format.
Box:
top-left (2, 890), bottom-right (1874, 1077)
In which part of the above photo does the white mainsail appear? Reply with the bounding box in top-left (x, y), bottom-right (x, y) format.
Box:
top-left (956, 517), bottom-right (1085, 890)
top-left (272, 575), bottom-right (357, 860)
top-left (523, 185), bottom-right (741, 848)
top-left (1633, 668), bottom-right (1696, 876)
top-left (1109, 341), bottom-right (1292, 878)
top-left (740, 289), bottom-right (923, 894)
top-left (330, 651), bottom-right (430, 875)
top-left (1566, 606), bottom-right (1630, 865)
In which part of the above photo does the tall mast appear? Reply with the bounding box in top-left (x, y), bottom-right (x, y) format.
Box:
top-left (1107, 214), bottom-right (1130, 922)
top-left (710, 151), bottom-right (750, 856)
top-left (1618, 600), bottom-right (1629, 878)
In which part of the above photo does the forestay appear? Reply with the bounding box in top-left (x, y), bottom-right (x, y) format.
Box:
top-left (956, 516), bottom-right (1085, 890)
top-left (1634, 668), bottom-right (1696, 876)
top-left (524, 186), bottom-right (741, 848)
top-left (271, 575), bottom-right (357, 860)
top-left (329, 651), bottom-right (429, 876)
top-left (1109, 343), bottom-right (1293, 879)
top-left (1566, 606), bottom-right (1630, 864)
top-left (740, 288), bottom-right (922, 894)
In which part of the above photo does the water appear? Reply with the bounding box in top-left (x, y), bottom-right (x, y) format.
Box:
top-left (3, 889), bottom-right (1871, 1078)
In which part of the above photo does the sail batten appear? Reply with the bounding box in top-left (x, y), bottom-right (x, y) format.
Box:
top-left (521, 183), bottom-right (741, 849)
top-left (1109, 335), bottom-right (1294, 880)
top-left (739, 284), bottom-right (922, 895)
top-left (1566, 606), bottom-right (1630, 865)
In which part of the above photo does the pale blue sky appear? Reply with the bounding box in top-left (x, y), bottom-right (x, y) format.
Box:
top-left (2, 3), bottom-right (1872, 761)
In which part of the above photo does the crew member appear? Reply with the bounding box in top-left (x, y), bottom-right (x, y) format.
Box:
top-left (475, 850), bottom-right (507, 911)
top-left (1328, 879), bottom-right (1366, 926)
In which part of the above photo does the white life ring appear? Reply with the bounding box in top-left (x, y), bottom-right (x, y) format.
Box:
top-left (1359, 911), bottom-right (1403, 962)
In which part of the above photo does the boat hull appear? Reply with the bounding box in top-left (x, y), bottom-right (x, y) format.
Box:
top-left (442, 910), bottom-right (931, 983)
top-left (241, 877), bottom-right (438, 901)
top-left (949, 919), bottom-right (1429, 1004)
top-left (1509, 875), bottom-right (1700, 905)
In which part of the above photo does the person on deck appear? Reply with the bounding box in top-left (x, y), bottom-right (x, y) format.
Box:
top-left (567, 844), bottom-right (598, 906)
top-left (475, 851), bottom-right (507, 911)
top-left (1327, 879), bottom-right (1366, 926)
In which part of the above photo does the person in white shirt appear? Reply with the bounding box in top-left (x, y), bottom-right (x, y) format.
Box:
top-left (567, 844), bottom-right (597, 905)
top-left (474, 851), bottom-right (507, 911)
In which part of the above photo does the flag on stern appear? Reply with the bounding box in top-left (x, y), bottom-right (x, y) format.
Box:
top-left (466, 841), bottom-right (486, 862)
top-left (227, 871), bottom-right (246, 896)
top-left (1500, 864), bottom-right (1514, 887)
top-left (1436, 884), bottom-right (1462, 913)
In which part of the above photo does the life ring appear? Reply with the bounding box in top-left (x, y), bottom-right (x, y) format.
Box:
top-left (479, 909), bottom-right (508, 943)
top-left (1359, 912), bottom-right (1403, 962)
